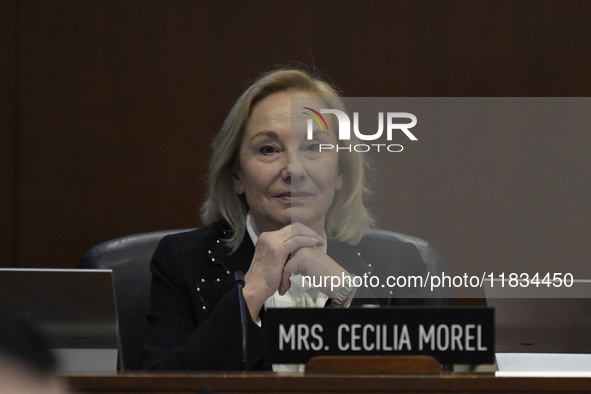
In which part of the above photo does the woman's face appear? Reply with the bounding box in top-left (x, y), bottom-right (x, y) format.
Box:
top-left (233, 90), bottom-right (343, 235)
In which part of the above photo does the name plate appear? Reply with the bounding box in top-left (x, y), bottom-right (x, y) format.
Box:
top-left (265, 307), bottom-right (494, 365)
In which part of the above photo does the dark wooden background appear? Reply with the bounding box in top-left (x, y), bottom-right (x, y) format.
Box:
top-left (2, 1), bottom-right (590, 290)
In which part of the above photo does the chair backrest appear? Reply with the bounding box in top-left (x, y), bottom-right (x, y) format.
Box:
top-left (79, 228), bottom-right (448, 369)
top-left (79, 229), bottom-right (192, 370)
top-left (365, 229), bottom-right (451, 302)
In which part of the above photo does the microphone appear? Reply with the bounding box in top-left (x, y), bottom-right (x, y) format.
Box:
top-left (234, 271), bottom-right (248, 370)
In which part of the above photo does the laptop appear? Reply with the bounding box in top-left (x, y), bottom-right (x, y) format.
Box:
top-left (0, 268), bottom-right (119, 372)
top-left (485, 279), bottom-right (591, 373)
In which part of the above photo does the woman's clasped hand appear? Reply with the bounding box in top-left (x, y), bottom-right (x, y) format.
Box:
top-left (243, 222), bottom-right (351, 320)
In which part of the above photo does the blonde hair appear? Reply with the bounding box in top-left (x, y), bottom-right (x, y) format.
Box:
top-left (201, 68), bottom-right (374, 252)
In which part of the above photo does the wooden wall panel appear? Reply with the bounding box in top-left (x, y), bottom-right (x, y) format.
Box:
top-left (10, 0), bottom-right (591, 278)
top-left (0, 0), bottom-right (17, 267)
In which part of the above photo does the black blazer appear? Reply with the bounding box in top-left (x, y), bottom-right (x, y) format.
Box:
top-left (141, 221), bottom-right (431, 371)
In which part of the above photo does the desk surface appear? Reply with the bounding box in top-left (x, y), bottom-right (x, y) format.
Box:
top-left (65, 372), bottom-right (591, 393)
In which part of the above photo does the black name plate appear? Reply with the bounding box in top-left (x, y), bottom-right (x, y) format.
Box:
top-left (265, 307), bottom-right (494, 365)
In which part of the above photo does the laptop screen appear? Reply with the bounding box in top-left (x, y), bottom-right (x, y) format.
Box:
top-left (0, 268), bottom-right (119, 372)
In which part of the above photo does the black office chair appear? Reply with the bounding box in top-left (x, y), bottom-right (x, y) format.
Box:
top-left (79, 229), bottom-right (192, 370)
top-left (365, 229), bottom-right (451, 301)
top-left (80, 228), bottom-right (449, 370)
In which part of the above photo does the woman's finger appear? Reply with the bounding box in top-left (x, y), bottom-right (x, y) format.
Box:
top-left (287, 222), bottom-right (325, 244)
top-left (279, 260), bottom-right (293, 296)
top-left (282, 234), bottom-right (324, 255)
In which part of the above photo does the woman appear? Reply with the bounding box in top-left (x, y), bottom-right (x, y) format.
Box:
top-left (141, 69), bottom-right (430, 371)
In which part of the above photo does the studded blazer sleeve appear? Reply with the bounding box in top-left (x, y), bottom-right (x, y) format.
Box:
top-left (141, 223), bottom-right (267, 371)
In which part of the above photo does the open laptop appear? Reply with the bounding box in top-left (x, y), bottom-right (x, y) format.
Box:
top-left (0, 268), bottom-right (119, 372)
top-left (485, 280), bottom-right (591, 373)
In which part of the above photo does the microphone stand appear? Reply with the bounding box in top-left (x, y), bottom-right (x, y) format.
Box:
top-left (234, 271), bottom-right (248, 371)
